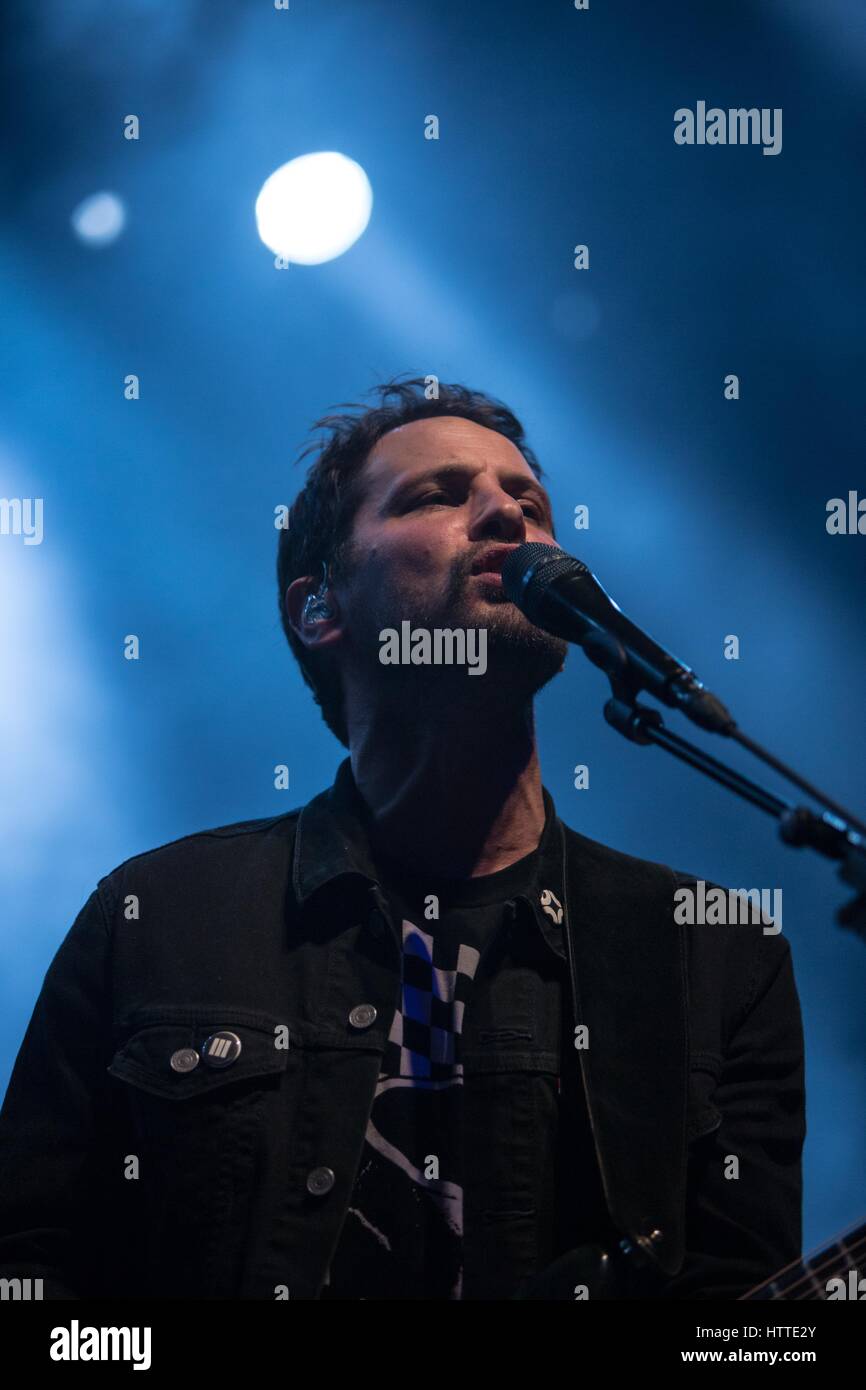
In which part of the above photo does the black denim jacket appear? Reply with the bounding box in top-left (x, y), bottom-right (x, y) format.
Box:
top-left (0, 757), bottom-right (805, 1299)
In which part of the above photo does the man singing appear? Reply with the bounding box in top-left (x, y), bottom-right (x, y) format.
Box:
top-left (0, 377), bottom-right (805, 1300)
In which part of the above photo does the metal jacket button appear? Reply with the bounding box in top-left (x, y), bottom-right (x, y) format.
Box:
top-left (306, 1166), bottom-right (336, 1196)
top-left (170, 1048), bottom-right (200, 1074)
top-left (348, 1004), bottom-right (377, 1029)
top-left (200, 1030), bottom-right (242, 1068)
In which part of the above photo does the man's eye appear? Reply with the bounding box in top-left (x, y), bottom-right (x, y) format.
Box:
top-left (519, 500), bottom-right (548, 522)
top-left (413, 492), bottom-right (450, 507)
top-left (409, 492), bottom-right (545, 521)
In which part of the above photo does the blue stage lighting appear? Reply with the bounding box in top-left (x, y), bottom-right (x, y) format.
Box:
top-left (70, 191), bottom-right (126, 247)
top-left (254, 151), bottom-right (373, 265)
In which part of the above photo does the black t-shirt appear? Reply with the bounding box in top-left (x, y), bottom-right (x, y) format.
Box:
top-left (322, 844), bottom-right (544, 1300)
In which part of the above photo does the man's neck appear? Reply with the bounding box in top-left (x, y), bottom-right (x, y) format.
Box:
top-left (348, 698), bottom-right (546, 879)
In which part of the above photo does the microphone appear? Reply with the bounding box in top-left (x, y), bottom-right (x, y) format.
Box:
top-left (500, 542), bottom-right (735, 734)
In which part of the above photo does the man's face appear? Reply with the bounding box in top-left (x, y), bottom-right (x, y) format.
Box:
top-left (335, 415), bottom-right (568, 694)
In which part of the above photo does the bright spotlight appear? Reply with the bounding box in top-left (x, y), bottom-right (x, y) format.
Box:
top-left (70, 191), bottom-right (126, 247)
top-left (255, 152), bottom-right (372, 265)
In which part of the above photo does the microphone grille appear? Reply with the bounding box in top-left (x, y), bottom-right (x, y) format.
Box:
top-left (501, 542), bottom-right (583, 613)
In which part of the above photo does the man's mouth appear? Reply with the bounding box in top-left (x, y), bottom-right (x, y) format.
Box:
top-left (469, 545), bottom-right (519, 579)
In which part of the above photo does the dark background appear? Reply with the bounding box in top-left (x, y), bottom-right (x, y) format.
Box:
top-left (1, 0), bottom-right (864, 1254)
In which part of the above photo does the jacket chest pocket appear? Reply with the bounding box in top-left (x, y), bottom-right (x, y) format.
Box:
top-left (107, 1012), bottom-right (290, 1295)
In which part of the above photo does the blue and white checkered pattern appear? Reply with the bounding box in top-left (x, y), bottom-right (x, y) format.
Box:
top-left (381, 921), bottom-right (481, 1083)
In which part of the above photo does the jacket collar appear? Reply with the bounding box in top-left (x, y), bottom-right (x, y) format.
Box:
top-left (292, 756), bottom-right (567, 956)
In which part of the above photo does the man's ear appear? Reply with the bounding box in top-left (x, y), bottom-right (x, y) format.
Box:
top-left (284, 576), bottom-right (342, 651)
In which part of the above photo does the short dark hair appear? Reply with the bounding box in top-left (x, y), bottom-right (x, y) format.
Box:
top-left (276, 374), bottom-right (547, 747)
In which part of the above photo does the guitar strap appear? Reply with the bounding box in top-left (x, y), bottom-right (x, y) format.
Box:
top-left (553, 819), bottom-right (616, 1256)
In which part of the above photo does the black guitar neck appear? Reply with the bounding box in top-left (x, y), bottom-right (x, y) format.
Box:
top-left (742, 1219), bottom-right (866, 1300)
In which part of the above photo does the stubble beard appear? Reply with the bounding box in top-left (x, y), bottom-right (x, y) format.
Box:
top-left (354, 552), bottom-right (569, 704)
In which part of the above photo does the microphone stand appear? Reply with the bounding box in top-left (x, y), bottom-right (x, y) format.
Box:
top-left (578, 630), bottom-right (866, 944)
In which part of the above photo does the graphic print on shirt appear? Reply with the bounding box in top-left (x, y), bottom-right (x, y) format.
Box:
top-left (326, 916), bottom-right (482, 1300)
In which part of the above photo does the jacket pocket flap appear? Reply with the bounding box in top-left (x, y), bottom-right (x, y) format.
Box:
top-left (108, 1019), bottom-right (289, 1101)
top-left (461, 1047), bottom-right (559, 1075)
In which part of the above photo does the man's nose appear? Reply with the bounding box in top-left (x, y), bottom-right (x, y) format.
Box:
top-left (466, 487), bottom-right (528, 541)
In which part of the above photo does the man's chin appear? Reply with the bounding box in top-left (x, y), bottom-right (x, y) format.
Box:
top-left (369, 584), bottom-right (567, 689)
top-left (448, 595), bottom-right (569, 686)
top-left (466, 590), bottom-right (547, 634)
